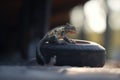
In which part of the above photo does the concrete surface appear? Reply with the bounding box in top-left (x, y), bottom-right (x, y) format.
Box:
top-left (0, 66), bottom-right (120, 80)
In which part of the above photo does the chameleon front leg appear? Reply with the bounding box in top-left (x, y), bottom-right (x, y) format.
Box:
top-left (63, 36), bottom-right (71, 43)
top-left (60, 31), bottom-right (70, 43)
top-left (63, 36), bottom-right (75, 44)
top-left (61, 31), bottom-right (75, 44)
top-left (48, 35), bottom-right (70, 45)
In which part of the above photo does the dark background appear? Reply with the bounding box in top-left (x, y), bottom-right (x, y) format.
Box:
top-left (0, 0), bottom-right (120, 65)
top-left (0, 0), bottom-right (88, 65)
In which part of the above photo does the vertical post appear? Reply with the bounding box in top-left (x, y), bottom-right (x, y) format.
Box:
top-left (104, 0), bottom-right (111, 59)
top-left (18, 0), bottom-right (51, 61)
top-left (79, 26), bottom-right (86, 40)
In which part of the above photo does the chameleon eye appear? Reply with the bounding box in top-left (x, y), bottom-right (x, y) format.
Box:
top-left (54, 30), bottom-right (57, 32)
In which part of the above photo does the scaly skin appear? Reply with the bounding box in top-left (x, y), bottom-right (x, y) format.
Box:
top-left (36, 23), bottom-right (76, 65)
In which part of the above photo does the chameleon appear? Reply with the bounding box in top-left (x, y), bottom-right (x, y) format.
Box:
top-left (36, 23), bottom-right (76, 65)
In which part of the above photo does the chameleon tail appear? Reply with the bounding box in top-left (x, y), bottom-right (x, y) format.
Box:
top-left (36, 39), bottom-right (47, 65)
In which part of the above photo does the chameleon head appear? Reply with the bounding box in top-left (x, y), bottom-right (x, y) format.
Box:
top-left (64, 23), bottom-right (77, 34)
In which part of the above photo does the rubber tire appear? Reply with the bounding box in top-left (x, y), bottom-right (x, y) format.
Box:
top-left (36, 39), bottom-right (106, 67)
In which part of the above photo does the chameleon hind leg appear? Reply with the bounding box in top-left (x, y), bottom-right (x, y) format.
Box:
top-left (48, 35), bottom-right (60, 44)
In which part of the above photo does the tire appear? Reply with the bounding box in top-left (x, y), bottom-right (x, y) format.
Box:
top-left (36, 39), bottom-right (106, 67)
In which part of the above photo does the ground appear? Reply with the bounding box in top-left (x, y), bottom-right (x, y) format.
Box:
top-left (0, 65), bottom-right (120, 80)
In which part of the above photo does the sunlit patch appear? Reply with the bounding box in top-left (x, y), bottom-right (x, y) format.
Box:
top-left (84, 0), bottom-right (106, 33)
top-left (107, 0), bottom-right (120, 12)
top-left (70, 5), bottom-right (84, 31)
top-left (109, 12), bottom-right (120, 31)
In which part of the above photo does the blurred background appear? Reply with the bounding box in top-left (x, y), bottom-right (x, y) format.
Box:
top-left (0, 0), bottom-right (120, 65)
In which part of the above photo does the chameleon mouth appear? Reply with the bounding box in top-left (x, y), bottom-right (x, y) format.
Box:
top-left (67, 31), bottom-right (77, 35)
top-left (69, 30), bottom-right (77, 34)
